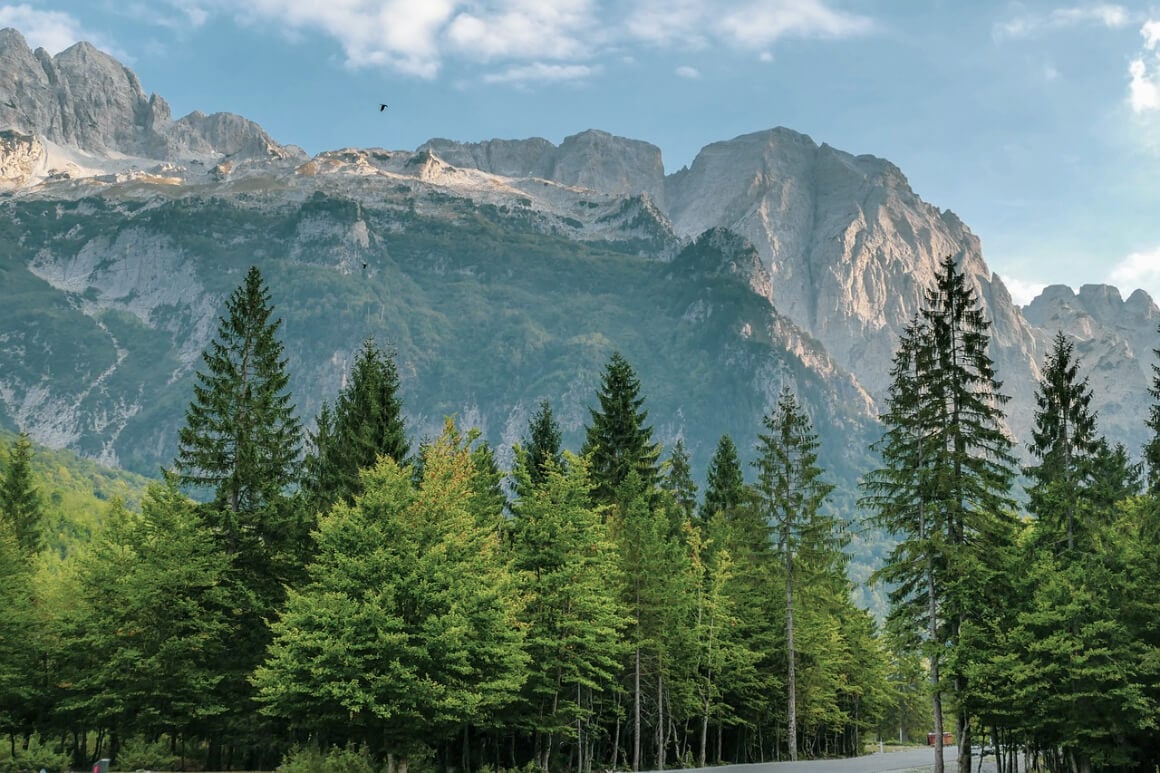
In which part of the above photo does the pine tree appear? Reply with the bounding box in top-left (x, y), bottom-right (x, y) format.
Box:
top-left (509, 449), bottom-right (629, 770)
top-left (662, 439), bottom-right (698, 521)
top-left (171, 266), bottom-right (303, 767)
top-left (861, 316), bottom-right (947, 769)
top-left (1146, 321), bottom-right (1160, 494)
top-left (0, 432), bottom-right (43, 556)
top-left (301, 400), bottom-right (337, 513)
top-left (306, 337), bottom-right (408, 511)
top-left (752, 388), bottom-right (837, 762)
top-left (174, 266), bottom-right (301, 523)
top-left (862, 256), bottom-right (1017, 773)
top-left (1025, 332), bottom-right (1099, 555)
top-left (523, 399), bottom-right (563, 490)
top-left (582, 352), bottom-right (660, 505)
top-left (699, 434), bottom-right (746, 525)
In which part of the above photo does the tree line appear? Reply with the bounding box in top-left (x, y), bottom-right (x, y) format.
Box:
top-left (0, 260), bottom-right (1158, 772)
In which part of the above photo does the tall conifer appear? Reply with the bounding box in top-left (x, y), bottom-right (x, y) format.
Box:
top-left (1025, 332), bottom-right (1099, 555)
top-left (523, 399), bottom-right (563, 490)
top-left (582, 352), bottom-right (660, 504)
top-left (1146, 321), bottom-right (1160, 494)
top-left (0, 433), bottom-right (43, 556)
top-left (752, 388), bottom-right (837, 762)
top-left (175, 266), bottom-right (301, 522)
top-left (699, 435), bottom-right (746, 525)
top-left (306, 337), bottom-right (408, 510)
top-left (862, 256), bottom-right (1016, 773)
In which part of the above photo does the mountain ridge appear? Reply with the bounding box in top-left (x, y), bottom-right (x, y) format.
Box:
top-left (0, 26), bottom-right (1155, 486)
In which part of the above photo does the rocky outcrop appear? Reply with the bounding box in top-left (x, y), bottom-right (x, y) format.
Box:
top-left (1023, 284), bottom-right (1158, 453)
top-left (0, 27), bottom-right (299, 164)
top-left (421, 129), bottom-right (666, 205)
top-left (0, 129), bottom-right (43, 185)
top-left (664, 128), bottom-right (1041, 437)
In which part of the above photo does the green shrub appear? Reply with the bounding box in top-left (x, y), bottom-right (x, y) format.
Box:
top-left (0, 733), bottom-right (72, 773)
top-left (278, 742), bottom-right (380, 773)
top-left (114, 737), bottom-right (181, 771)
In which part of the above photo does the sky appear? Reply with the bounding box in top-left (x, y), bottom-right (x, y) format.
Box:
top-left (2, 0), bottom-right (1159, 306)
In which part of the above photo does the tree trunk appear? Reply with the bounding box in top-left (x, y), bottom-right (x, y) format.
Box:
top-left (786, 549), bottom-right (798, 762)
top-left (633, 646), bottom-right (641, 772)
top-left (656, 670), bottom-right (666, 770)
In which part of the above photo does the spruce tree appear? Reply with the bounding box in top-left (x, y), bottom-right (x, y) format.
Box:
top-left (174, 266), bottom-right (301, 523)
top-left (1146, 321), bottom-right (1160, 494)
top-left (0, 433), bottom-right (43, 556)
top-left (860, 316), bottom-right (947, 769)
top-left (699, 434), bottom-right (746, 524)
top-left (1024, 332), bottom-right (1099, 555)
top-left (582, 352), bottom-right (660, 504)
top-left (172, 266), bottom-right (302, 767)
top-left (662, 439), bottom-right (698, 521)
top-left (862, 256), bottom-right (1017, 773)
top-left (523, 399), bottom-right (563, 490)
top-left (306, 337), bottom-right (408, 510)
top-left (752, 388), bottom-right (837, 762)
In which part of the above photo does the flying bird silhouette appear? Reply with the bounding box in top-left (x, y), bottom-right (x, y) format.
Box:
top-left (379, 103), bottom-right (389, 112)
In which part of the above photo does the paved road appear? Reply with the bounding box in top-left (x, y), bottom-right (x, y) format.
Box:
top-left (668, 746), bottom-right (976, 773)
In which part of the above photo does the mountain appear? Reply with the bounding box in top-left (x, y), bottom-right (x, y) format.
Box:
top-left (0, 26), bottom-right (1156, 495)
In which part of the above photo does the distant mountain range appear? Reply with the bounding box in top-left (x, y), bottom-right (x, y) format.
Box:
top-left (0, 25), bottom-right (1156, 500)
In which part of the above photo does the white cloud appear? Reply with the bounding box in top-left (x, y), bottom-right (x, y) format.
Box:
top-left (446, 0), bottom-right (596, 61)
top-left (716, 0), bottom-right (874, 47)
top-left (994, 3), bottom-right (1130, 41)
top-left (1129, 57), bottom-right (1159, 112)
top-left (0, 4), bottom-right (99, 54)
top-left (1128, 19), bottom-right (1160, 115)
top-left (143, 0), bottom-right (873, 83)
top-left (675, 64), bottom-right (699, 79)
top-left (482, 62), bottom-right (596, 84)
top-left (1144, 19), bottom-right (1160, 48)
top-left (1108, 247), bottom-right (1160, 300)
top-left (1000, 275), bottom-right (1048, 307)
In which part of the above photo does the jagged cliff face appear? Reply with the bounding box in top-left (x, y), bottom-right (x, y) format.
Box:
top-left (0, 28), bottom-right (299, 164)
top-left (0, 26), bottom-right (1156, 478)
top-left (1024, 285), bottom-right (1159, 450)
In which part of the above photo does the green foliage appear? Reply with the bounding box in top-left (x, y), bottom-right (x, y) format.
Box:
top-left (174, 265), bottom-right (302, 517)
top-left (700, 434), bottom-right (746, 525)
top-left (0, 433), bottom-right (43, 555)
top-left (0, 732), bottom-right (71, 773)
top-left (521, 399), bottom-right (563, 491)
top-left (583, 352), bottom-right (661, 504)
top-left (752, 387), bottom-right (841, 760)
top-left (62, 480), bottom-right (232, 742)
top-left (861, 256), bottom-right (1019, 768)
top-left (661, 439), bottom-right (697, 521)
top-left (1147, 322), bottom-right (1160, 494)
top-left (255, 419), bottom-right (527, 758)
top-left (508, 450), bottom-right (629, 766)
top-left (1024, 331), bottom-right (1100, 555)
top-left (112, 736), bottom-right (182, 771)
top-left (277, 742), bottom-right (381, 773)
top-left (304, 337), bottom-right (408, 512)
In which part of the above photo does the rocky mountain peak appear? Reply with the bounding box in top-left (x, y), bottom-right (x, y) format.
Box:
top-left (0, 27), bottom-right (298, 167)
top-left (419, 129), bottom-right (665, 204)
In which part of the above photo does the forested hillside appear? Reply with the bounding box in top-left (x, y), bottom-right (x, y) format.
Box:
top-left (2, 260), bottom-right (1159, 773)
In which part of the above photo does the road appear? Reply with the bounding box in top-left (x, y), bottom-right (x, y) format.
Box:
top-left (666, 746), bottom-right (997, 773)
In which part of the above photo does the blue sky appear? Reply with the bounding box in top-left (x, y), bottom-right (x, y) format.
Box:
top-left (3, 0), bottom-right (1159, 305)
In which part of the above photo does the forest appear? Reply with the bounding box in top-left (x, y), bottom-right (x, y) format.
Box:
top-left (1, 257), bottom-right (1158, 773)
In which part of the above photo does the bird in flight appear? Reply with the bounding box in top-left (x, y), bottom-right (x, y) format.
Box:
top-left (379, 103), bottom-right (389, 112)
